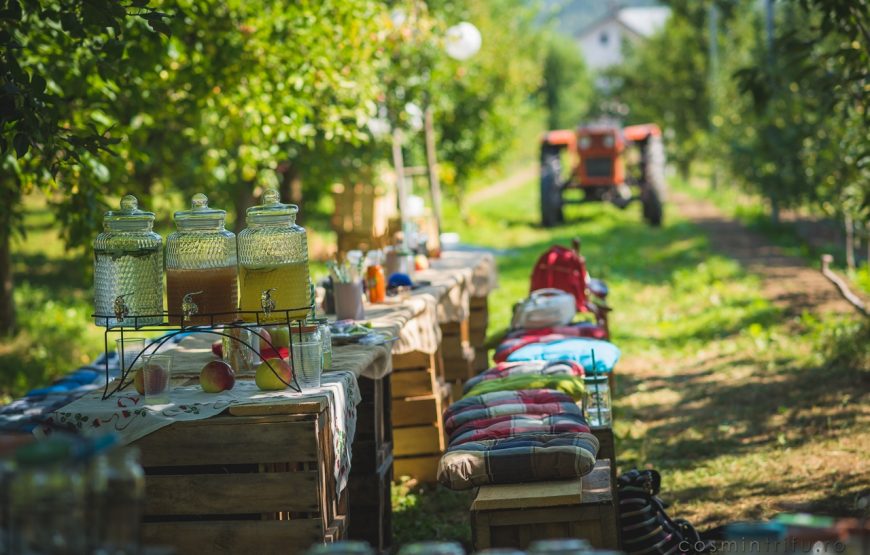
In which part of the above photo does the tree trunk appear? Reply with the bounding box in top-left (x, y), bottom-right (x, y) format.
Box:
top-left (770, 196), bottom-right (780, 225)
top-left (844, 214), bottom-right (855, 271)
top-left (0, 228), bottom-right (14, 336)
top-left (277, 161), bottom-right (302, 224)
top-left (232, 182), bottom-right (255, 234)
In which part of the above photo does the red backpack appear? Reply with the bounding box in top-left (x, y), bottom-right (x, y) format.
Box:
top-left (529, 241), bottom-right (588, 312)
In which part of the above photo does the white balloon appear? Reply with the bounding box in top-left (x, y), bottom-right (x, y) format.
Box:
top-left (445, 22), bottom-right (482, 61)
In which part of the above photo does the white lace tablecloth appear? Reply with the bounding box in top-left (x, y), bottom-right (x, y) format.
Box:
top-left (35, 370), bottom-right (360, 493)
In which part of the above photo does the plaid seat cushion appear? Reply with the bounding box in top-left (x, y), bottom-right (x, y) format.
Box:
top-left (462, 360), bottom-right (584, 395)
top-left (437, 432), bottom-right (600, 490)
top-left (449, 413), bottom-right (590, 446)
top-left (444, 388), bottom-right (582, 436)
top-left (463, 372), bottom-right (586, 401)
top-left (506, 337), bottom-right (621, 374)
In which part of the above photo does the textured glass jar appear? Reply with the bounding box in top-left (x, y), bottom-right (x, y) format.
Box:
top-left (238, 189), bottom-right (311, 323)
top-left (583, 374), bottom-right (612, 427)
top-left (93, 195), bottom-right (163, 327)
top-left (165, 194), bottom-right (238, 325)
top-left (314, 317), bottom-right (332, 370)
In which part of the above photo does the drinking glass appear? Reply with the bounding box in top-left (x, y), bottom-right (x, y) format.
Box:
top-left (141, 354), bottom-right (172, 405)
top-left (115, 337), bottom-right (146, 378)
top-left (291, 340), bottom-right (322, 390)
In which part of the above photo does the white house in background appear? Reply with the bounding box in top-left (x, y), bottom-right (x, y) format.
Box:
top-left (576, 6), bottom-right (671, 71)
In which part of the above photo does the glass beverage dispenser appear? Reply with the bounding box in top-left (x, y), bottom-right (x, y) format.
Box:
top-left (165, 194), bottom-right (238, 325)
top-left (238, 189), bottom-right (312, 323)
top-left (93, 195), bottom-right (164, 327)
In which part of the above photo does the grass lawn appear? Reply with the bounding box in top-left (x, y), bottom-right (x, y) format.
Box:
top-left (392, 176), bottom-right (869, 546)
top-left (4, 176), bottom-right (867, 548)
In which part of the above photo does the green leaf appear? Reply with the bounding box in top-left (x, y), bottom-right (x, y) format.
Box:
top-left (31, 74), bottom-right (46, 94)
top-left (13, 133), bottom-right (28, 158)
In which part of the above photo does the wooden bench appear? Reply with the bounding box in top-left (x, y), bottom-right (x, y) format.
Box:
top-left (471, 460), bottom-right (618, 551)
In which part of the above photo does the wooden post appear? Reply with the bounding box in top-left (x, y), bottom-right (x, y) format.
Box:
top-left (392, 128), bottom-right (409, 246)
top-left (424, 106), bottom-right (443, 254)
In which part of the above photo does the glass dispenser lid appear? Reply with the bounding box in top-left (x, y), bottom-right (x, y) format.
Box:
top-left (103, 195), bottom-right (155, 231)
top-left (174, 193), bottom-right (226, 229)
top-left (246, 189), bottom-right (298, 225)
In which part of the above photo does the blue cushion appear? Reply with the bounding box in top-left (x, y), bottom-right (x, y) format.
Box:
top-left (26, 385), bottom-right (68, 396)
top-left (505, 338), bottom-right (621, 373)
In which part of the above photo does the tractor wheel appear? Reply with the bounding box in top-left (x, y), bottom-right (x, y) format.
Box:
top-left (641, 135), bottom-right (667, 227)
top-left (540, 145), bottom-right (564, 228)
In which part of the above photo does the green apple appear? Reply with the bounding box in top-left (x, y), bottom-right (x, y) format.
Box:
top-left (255, 358), bottom-right (293, 391)
top-left (268, 326), bottom-right (291, 349)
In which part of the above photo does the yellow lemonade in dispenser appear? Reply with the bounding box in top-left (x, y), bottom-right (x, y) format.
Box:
top-left (239, 262), bottom-right (311, 322)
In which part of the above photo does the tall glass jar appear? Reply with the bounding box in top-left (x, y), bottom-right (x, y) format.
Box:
top-left (88, 447), bottom-right (145, 554)
top-left (583, 373), bottom-right (612, 427)
top-left (93, 195), bottom-right (164, 327)
top-left (10, 439), bottom-right (87, 555)
top-left (314, 317), bottom-right (333, 370)
top-left (238, 189), bottom-right (311, 323)
top-left (166, 194), bottom-right (238, 325)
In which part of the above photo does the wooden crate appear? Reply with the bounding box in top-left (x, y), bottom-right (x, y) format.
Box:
top-left (394, 424), bottom-right (445, 456)
top-left (348, 452), bottom-right (393, 553)
top-left (469, 307), bottom-right (489, 333)
top-left (471, 460), bottom-right (618, 551)
top-left (136, 398), bottom-right (345, 555)
top-left (331, 182), bottom-right (395, 254)
top-left (441, 319), bottom-right (470, 343)
top-left (353, 375), bottom-right (393, 473)
top-left (473, 347), bottom-right (490, 373)
top-left (442, 344), bottom-right (475, 381)
top-left (470, 296), bottom-right (489, 311)
top-left (591, 426), bottom-right (617, 487)
top-left (391, 350), bottom-right (450, 483)
top-left (394, 454), bottom-right (441, 483)
top-left (349, 375), bottom-right (394, 552)
top-left (393, 392), bottom-right (444, 427)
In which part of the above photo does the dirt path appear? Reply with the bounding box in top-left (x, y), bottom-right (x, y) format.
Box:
top-left (466, 165), bottom-right (537, 206)
top-left (671, 192), bottom-right (858, 317)
top-left (613, 191), bottom-right (868, 529)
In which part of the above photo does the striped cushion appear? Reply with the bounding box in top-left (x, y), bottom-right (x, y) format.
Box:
top-left (462, 360), bottom-right (584, 395)
top-left (437, 432), bottom-right (599, 490)
top-left (463, 373), bottom-right (586, 401)
top-left (449, 413), bottom-right (590, 446)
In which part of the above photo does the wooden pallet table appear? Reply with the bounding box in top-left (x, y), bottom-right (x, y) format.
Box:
top-left (135, 397), bottom-right (345, 555)
top-left (471, 460), bottom-right (618, 551)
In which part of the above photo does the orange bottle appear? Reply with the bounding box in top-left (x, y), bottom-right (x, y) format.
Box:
top-left (366, 252), bottom-right (386, 303)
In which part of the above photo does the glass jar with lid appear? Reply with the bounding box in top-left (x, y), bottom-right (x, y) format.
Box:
top-left (165, 193), bottom-right (238, 325)
top-left (93, 195), bottom-right (164, 327)
top-left (238, 189), bottom-right (312, 323)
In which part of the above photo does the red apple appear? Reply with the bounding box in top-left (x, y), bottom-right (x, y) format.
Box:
top-left (255, 358), bottom-right (293, 391)
top-left (200, 360), bottom-right (236, 393)
top-left (257, 328), bottom-right (272, 351)
top-left (141, 362), bottom-right (169, 394)
top-left (133, 369), bottom-right (145, 395)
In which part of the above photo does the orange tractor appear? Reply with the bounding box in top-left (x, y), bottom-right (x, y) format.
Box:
top-left (539, 123), bottom-right (666, 227)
